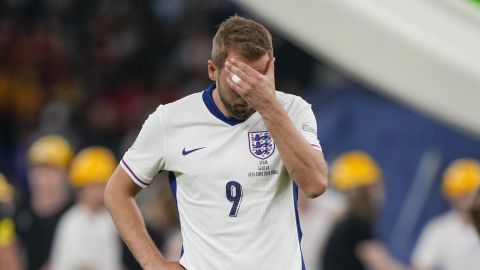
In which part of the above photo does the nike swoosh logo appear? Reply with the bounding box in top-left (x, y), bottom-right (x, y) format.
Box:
top-left (182, 147), bottom-right (206, 156)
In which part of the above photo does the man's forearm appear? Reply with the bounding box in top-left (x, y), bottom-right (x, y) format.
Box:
top-left (104, 169), bottom-right (166, 269)
top-left (223, 57), bottom-right (327, 197)
top-left (106, 196), bottom-right (163, 267)
top-left (260, 102), bottom-right (327, 198)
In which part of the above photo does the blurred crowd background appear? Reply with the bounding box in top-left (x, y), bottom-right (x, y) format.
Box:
top-left (1, 0), bottom-right (480, 270)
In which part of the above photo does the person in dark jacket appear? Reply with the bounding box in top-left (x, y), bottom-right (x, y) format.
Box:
top-left (322, 151), bottom-right (407, 270)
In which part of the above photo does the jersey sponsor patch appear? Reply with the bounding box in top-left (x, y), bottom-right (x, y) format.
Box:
top-left (248, 131), bottom-right (275, 159)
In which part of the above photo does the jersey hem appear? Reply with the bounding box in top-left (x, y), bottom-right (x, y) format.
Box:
top-left (120, 159), bottom-right (150, 188)
top-left (311, 144), bottom-right (322, 152)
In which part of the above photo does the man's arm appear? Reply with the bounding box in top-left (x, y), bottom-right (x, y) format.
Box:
top-left (357, 241), bottom-right (411, 270)
top-left (104, 166), bottom-right (184, 270)
top-left (258, 99), bottom-right (327, 198)
top-left (225, 58), bottom-right (328, 198)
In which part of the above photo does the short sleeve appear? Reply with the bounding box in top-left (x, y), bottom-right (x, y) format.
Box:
top-left (121, 106), bottom-right (166, 188)
top-left (411, 222), bottom-right (441, 269)
top-left (350, 216), bottom-right (372, 244)
top-left (295, 103), bottom-right (322, 152)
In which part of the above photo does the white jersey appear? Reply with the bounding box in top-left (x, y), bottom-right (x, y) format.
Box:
top-left (50, 205), bottom-right (122, 270)
top-left (121, 83), bottom-right (322, 270)
top-left (412, 210), bottom-right (480, 270)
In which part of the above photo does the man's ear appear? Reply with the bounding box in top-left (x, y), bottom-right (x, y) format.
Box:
top-left (208, 60), bottom-right (218, 81)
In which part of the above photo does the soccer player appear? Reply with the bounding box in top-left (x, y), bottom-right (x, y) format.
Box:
top-left (105, 15), bottom-right (328, 270)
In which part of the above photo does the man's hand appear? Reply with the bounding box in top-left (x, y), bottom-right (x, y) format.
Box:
top-left (105, 167), bottom-right (174, 269)
top-left (224, 57), bottom-right (277, 115)
top-left (225, 57), bottom-right (327, 198)
top-left (357, 241), bottom-right (410, 270)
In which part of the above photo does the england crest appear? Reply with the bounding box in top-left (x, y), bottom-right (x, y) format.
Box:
top-left (248, 131), bottom-right (275, 159)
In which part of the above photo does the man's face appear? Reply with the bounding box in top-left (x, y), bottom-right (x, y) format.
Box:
top-left (28, 165), bottom-right (67, 194)
top-left (450, 193), bottom-right (476, 214)
top-left (208, 51), bottom-right (270, 120)
top-left (77, 183), bottom-right (107, 212)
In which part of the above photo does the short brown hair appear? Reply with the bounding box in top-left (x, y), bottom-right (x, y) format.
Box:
top-left (212, 15), bottom-right (273, 68)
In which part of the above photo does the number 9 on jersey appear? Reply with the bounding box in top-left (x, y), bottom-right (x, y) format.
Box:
top-left (226, 181), bottom-right (243, 217)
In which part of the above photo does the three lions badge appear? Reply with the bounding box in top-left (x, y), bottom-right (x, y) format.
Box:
top-left (248, 131), bottom-right (275, 159)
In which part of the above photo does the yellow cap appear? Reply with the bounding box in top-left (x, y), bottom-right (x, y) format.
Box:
top-left (28, 135), bottom-right (74, 168)
top-left (442, 158), bottom-right (480, 199)
top-left (0, 173), bottom-right (13, 203)
top-left (69, 146), bottom-right (116, 187)
top-left (0, 218), bottom-right (16, 247)
top-left (331, 151), bottom-right (382, 191)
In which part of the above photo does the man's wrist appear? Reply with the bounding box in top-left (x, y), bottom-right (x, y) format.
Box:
top-left (142, 255), bottom-right (167, 269)
top-left (258, 99), bottom-right (287, 123)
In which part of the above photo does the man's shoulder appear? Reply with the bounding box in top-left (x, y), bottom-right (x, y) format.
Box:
top-left (54, 205), bottom-right (86, 235)
top-left (276, 90), bottom-right (311, 115)
top-left (422, 211), bottom-right (459, 235)
top-left (58, 205), bottom-right (85, 224)
top-left (159, 91), bottom-right (204, 115)
top-left (276, 91), bottom-right (310, 106)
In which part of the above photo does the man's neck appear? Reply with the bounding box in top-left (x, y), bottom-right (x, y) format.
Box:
top-left (212, 86), bottom-right (233, 118)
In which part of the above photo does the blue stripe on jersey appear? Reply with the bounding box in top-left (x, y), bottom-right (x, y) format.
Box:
top-left (293, 183), bottom-right (307, 270)
top-left (168, 172), bottom-right (184, 257)
top-left (202, 83), bottom-right (245, 126)
top-left (168, 171), bottom-right (177, 203)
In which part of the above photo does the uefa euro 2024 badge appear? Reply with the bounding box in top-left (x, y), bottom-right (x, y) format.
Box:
top-left (248, 131), bottom-right (275, 159)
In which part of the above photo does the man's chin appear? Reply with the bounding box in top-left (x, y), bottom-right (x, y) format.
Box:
top-left (232, 109), bottom-right (255, 120)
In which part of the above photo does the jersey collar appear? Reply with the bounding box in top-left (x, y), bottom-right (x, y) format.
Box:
top-left (202, 83), bottom-right (245, 126)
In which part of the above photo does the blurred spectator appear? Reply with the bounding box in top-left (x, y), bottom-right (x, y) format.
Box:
top-left (322, 151), bottom-right (408, 270)
top-left (14, 135), bottom-right (74, 270)
top-left (298, 188), bottom-right (345, 270)
top-left (411, 159), bottom-right (480, 270)
top-left (0, 172), bottom-right (22, 270)
top-left (50, 146), bottom-right (121, 270)
top-left (471, 189), bottom-right (480, 236)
